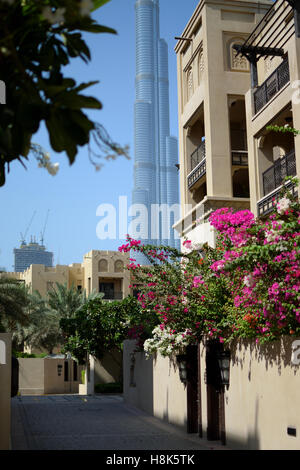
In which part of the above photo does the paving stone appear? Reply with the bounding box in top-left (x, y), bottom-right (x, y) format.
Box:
top-left (11, 395), bottom-right (227, 451)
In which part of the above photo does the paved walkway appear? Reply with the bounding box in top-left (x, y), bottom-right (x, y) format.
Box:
top-left (11, 394), bottom-right (227, 451)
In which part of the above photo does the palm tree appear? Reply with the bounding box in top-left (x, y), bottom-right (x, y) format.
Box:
top-left (47, 282), bottom-right (84, 319)
top-left (0, 277), bottom-right (30, 332)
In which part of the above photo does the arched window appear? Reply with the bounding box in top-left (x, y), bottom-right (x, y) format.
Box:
top-left (114, 260), bottom-right (124, 273)
top-left (229, 39), bottom-right (249, 71)
top-left (98, 259), bottom-right (108, 272)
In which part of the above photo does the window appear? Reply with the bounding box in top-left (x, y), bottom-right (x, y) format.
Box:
top-left (73, 361), bottom-right (78, 382)
top-left (47, 281), bottom-right (54, 291)
top-left (98, 259), bottom-right (108, 272)
top-left (64, 361), bottom-right (69, 382)
top-left (114, 260), bottom-right (124, 273)
top-left (99, 282), bottom-right (115, 300)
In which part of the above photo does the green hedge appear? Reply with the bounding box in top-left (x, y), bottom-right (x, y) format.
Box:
top-left (14, 352), bottom-right (48, 358)
top-left (94, 382), bottom-right (123, 394)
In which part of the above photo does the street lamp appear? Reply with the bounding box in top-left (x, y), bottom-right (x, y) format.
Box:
top-left (176, 354), bottom-right (188, 383)
top-left (216, 350), bottom-right (230, 386)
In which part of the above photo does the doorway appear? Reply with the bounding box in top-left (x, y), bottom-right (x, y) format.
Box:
top-left (205, 340), bottom-right (226, 444)
top-left (186, 344), bottom-right (202, 436)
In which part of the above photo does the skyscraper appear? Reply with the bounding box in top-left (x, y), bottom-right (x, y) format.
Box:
top-left (14, 239), bottom-right (53, 273)
top-left (133, 0), bottom-right (180, 261)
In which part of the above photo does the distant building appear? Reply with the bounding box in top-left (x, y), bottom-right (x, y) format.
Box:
top-left (14, 239), bottom-right (53, 273)
top-left (3, 249), bottom-right (130, 299)
top-left (133, 0), bottom-right (180, 263)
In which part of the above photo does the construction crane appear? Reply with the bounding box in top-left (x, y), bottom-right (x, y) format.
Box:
top-left (40, 209), bottom-right (50, 247)
top-left (20, 211), bottom-right (36, 245)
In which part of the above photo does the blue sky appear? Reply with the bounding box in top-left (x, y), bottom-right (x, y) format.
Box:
top-left (0, 0), bottom-right (199, 271)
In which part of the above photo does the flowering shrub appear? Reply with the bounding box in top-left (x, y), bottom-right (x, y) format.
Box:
top-left (119, 179), bottom-right (299, 356)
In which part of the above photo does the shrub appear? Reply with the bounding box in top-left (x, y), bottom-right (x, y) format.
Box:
top-left (94, 382), bottom-right (123, 394)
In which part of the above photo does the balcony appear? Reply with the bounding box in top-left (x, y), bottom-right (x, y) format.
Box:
top-left (257, 181), bottom-right (298, 218)
top-left (188, 142), bottom-right (206, 189)
top-left (254, 58), bottom-right (290, 114)
top-left (100, 291), bottom-right (123, 301)
top-left (262, 150), bottom-right (296, 196)
top-left (232, 151), bottom-right (248, 166)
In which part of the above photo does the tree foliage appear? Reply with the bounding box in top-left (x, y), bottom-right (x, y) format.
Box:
top-left (0, 276), bottom-right (30, 332)
top-left (0, 0), bottom-right (129, 186)
top-left (61, 295), bottom-right (141, 364)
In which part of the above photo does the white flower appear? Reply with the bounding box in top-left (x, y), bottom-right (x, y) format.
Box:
top-left (47, 162), bottom-right (59, 176)
top-left (243, 274), bottom-right (254, 288)
top-left (277, 197), bottom-right (290, 214)
top-left (79, 0), bottom-right (94, 16)
top-left (42, 6), bottom-right (66, 25)
top-left (265, 230), bottom-right (277, 243)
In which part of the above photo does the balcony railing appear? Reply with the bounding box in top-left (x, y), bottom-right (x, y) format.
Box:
top-left (262, 151), bottom-right (296, 196)
top-left (232, 150), bottom-right (248, 166)
top-left (188, 142), bottom-right (206, 190)
top-left (254, 58), bottom-right (290, 114)
top-left (101, 291), bottom-right (123, 301)
top-left (191, 142), bottom-right (206, 171)
top-left (258, 181), bottom-right (298, 217)
top-left (188, 159), bottom-right (206, 190)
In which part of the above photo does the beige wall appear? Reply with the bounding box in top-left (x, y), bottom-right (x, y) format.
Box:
top-left (123, 340), bottom-right (187, 429)
top-left (0, 333), bottom-right (11, 450)
top-left (124, 337), bottom-right (300, 449)
top-left (199, 337), bottom-right (300, 450)
top-left (94, 351), bottom-right (122, 385)
top-left (18, 358), bottom-right (45, 395)
top-left (18, 358), bottom-right (84, 395)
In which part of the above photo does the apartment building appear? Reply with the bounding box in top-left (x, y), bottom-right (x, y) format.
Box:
top-left (1, 250), bottom-right (131, 300)
top-left (173, 0), bottom-right (272, 246)
top-left (240, 0), bottom-right (300, 217)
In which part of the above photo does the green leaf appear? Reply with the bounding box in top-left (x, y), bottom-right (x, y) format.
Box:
top-left (92, 0), bottom-right (112, 11)
top-left (54, 91), bottom-right (102, 110)
top-left (80, 23), bottom-right (117, 34)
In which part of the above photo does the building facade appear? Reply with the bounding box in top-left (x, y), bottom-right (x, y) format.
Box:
top-left (133, 0), bottom-right (180, 260)
top-left (14, 240), bottom-right (53, 273)
top-left (173, 0), bottom-right (272, 248)
top-left (2, 250), bottom-right (130, 300)
top-left (240, 0), bottom-right (300, 218)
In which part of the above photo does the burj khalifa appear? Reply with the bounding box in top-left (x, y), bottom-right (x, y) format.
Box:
top-left (132, 0), bottom-right (180, 260)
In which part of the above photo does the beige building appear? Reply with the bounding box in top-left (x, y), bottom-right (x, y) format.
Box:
top-left (173, 0), bottom-right (272, 246)
top-left (1, 250), bottom-right (131, 300)
top-left (123, 0), bottom-right (300, 451)
top-left (241, 0), bottom-right (300, 217)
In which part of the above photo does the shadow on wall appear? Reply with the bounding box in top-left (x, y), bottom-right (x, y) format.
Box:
top-left (229, 336), bottom-right (300, 377)
top-left (152, 352), bottom-right (188, 431)
top-left (94, 350), bottom-right (123, 385)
